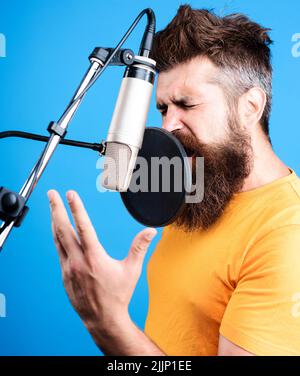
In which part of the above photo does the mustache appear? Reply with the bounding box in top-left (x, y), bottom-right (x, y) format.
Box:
top-left (172, 130), bottom-right (204, 157)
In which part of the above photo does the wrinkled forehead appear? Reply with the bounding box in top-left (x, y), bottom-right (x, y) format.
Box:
top-left (156, 56), bottom-right (221, 99)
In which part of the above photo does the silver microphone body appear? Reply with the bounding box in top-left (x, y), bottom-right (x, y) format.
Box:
top-left (102, 57), bottom-right (156, 192)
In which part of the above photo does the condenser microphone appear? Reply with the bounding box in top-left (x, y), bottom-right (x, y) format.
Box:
top-left (101, 9), bottom-right (156, 192)
top-left (101, 57), bottom-right (156, 192)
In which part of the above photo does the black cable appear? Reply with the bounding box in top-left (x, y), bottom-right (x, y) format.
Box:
top-left (0, 130), bottom-right (104, 202)
top-left (78, 8), bottom-right (155, 100)
top-left (0, 130), bottom-right (104, 153)
top-left (59, 8), bottom-right (155, 122)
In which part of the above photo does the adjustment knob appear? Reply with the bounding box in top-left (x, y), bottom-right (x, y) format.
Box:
top-left (2, 192), bottom-right (19, 213)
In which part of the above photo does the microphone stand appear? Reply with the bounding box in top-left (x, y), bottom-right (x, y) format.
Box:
top-left (0, 8), bottom-right (156, 251)
top-left (0, 59), bottom-right (103, 250)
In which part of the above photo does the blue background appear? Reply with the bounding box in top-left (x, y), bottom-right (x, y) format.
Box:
top-left (0, 0), bottom-right (299, 355)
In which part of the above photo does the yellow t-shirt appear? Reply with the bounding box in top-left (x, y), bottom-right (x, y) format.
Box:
top-left (145, 169), bottom-right (300, 355)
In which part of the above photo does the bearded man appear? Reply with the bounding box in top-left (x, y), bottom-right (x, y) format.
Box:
top-left (47, 5), bottom-right (300, 355)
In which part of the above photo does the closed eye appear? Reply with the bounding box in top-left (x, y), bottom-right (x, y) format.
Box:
top-left (156, 103), bottom-right (199, 116)
top-left (156, 104), bottom-right (167, 116)
top-left (159, 108), bottom-right (167, 116)
top-left (181, 104), bottom-right (198, 109)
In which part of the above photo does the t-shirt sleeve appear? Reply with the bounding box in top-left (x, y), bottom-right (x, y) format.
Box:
top-left (220, 224), bottom-right (300, 355)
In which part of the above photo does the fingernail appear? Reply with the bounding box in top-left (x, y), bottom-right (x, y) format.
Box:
top-left (47, 190), bottom-right (54, 202)
top-left (66, 191), bottom-right (74, 203)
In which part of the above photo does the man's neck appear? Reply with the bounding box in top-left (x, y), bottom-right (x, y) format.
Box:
top-left (240, 130), bottom-right (291, 192)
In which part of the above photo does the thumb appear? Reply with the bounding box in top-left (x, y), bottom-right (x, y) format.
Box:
top-left (126, 228), bottom-right (157, 269)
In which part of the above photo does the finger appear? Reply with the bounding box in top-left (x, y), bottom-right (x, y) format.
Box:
top-left (51, 219), bottom-right (67, 261)
top-left (48, 189), bottom-right (82, 257)
top-left (66, 190), bottom-right (103, 253)
top-left (126, 228), bottom-right (157, 268)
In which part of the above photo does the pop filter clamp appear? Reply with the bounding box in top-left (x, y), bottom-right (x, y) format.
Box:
top-left (0, 9), bottom-right (156, 251)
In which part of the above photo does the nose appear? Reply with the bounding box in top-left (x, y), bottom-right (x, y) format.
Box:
top-left (162, 106), bottom-right (184, 133)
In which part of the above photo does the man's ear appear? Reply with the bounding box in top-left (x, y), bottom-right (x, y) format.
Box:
top-left (238, 87), bottom-right (266, 129)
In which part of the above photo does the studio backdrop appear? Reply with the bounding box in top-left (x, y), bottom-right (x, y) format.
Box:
top-left (0, 0), bottom-right (299, 355)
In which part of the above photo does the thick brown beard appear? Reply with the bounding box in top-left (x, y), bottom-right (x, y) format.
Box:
top-left (172, 125), bottom-right (253, 232)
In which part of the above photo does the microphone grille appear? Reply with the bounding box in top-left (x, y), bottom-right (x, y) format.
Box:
top-left (101, 142), bottom-right (133, 192)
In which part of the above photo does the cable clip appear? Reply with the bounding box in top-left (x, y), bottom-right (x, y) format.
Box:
top-left (47, 121), bottom-right (67, 138)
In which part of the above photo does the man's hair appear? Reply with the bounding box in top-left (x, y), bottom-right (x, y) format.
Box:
top-left (151, 5), bottom-right (273, 141)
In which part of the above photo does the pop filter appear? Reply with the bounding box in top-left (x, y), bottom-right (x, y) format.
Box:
top-left (120, 127), bottom-right (192, 227)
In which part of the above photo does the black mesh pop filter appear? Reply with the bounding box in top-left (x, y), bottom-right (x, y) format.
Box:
top-left (120, 127), bottom-right (192, 227)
